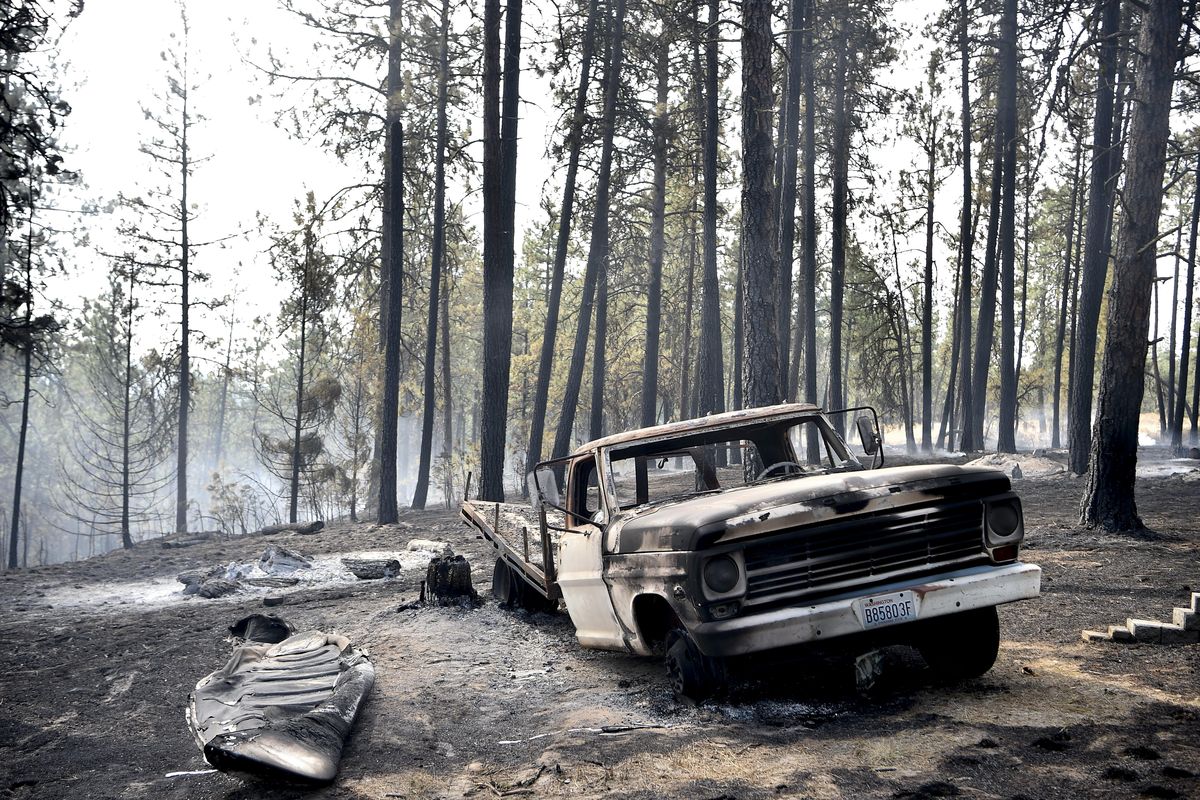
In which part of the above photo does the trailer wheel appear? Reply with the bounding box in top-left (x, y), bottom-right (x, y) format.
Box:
top-left (491, 558), bottom-right (556, 613)
top-left (916, 606), bottom-right (1000, 681)
top-left (491, 558), bottom-right (515, 604)
top-left (665, 629), bottom-right (724, 702)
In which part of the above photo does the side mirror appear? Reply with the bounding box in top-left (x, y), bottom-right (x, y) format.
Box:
top-left (856, 415), bottom-right (880, 455)
top-left (528, 466), bottom-right (562, 509)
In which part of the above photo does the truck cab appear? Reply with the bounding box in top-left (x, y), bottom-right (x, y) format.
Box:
top-left (463, 403), bottom-right (1041, 699)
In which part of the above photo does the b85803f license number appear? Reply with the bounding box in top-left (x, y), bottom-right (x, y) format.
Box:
top-left (857, 590), bottom-right (917, 629)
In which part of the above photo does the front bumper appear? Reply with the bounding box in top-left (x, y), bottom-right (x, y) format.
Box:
top-left (689, 562), bottom-right (1042, 658)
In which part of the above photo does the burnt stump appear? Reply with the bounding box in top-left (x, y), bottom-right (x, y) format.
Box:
top-left (423, 555), bottom-right (479, 606)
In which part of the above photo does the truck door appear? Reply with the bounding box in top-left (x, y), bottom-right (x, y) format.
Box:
top-left (556, 456), bottom-right (628, 651)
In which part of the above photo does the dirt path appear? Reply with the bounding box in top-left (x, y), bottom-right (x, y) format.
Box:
top-left (1, 476), bottom-right (1198, 799)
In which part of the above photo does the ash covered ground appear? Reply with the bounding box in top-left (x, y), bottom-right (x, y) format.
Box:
top-left (0, 458), bottom-right (1198, 799)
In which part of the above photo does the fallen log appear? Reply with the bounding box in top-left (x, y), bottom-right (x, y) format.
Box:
top-left (256, 521), bottom-right (325, 536)
top-left (161, 530), bottom-right (224, 549)
top-left (341, 558), bottom-right (401, 580)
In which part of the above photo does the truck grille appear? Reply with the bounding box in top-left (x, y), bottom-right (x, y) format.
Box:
top-left (741, 500), bottom-right (987, 608)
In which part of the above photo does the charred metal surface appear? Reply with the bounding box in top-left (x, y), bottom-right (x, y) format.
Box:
top-left (188, 630), bottom-right (374, 784)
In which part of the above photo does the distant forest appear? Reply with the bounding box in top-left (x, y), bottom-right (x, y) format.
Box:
top-left (1, 0), bottom-right (1198, 566)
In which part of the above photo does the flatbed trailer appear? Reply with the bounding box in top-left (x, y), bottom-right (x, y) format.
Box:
top-left (460, 500), bottom-right (563, 603)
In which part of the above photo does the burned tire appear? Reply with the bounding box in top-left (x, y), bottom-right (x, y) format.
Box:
top-left (665, 629), bottom-right (724, 702)
top-left (491, 558), bottom-right (557, 613)
top-left (491, 558), bottom-right (515, 604)
top-left (916, 606), bottom-right (1000, 681)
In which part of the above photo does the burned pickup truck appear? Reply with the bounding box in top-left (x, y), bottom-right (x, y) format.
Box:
top-left (461, 403), bottom-right (1041, 699)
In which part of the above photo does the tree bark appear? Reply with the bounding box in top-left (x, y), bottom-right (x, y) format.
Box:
top-left (1068, 0), bottom-right (1122, 475)
top-left (479, 0), bottom-right (523, 499)
top-left (968, 107), bottom-right (1004, 451)
top-left (551, 0), bottom-right (627, 457)
top-left (1081, 0), bottom-right (1182, 530)
top-left (525, 0), bottom-right (598, 475)
top-left (7, 212), bottom-right (33, 569)
top-left (1171, 150), bottom-right (1200, 447)
top-left (800, 0), bottom-right (819, 456)
top-left (378, 0), bottom-right (405, 519)
top-left (955, 0), bottom-right (975, 451)
top-left (1052, 140), bottom-right (1082, 448)
top-left (741, 0), bottom-right (780, 410)
top-left (175, 77), bottom-right (191, 535)
top-left (642, 33), bottom-right (669, 428)
top-left (695, 0), bottom-right (725, 419)
top-left (996, 0), bottom-right (1018, 453)
top-left (412, 0), bottom-right (450, 510)
top-left (289, 231), bottom-right (312, 523)
top-left (775, 0), bottom-right (806, 390)
top-left (590, 259), bottom-right (608, 440)
top-left (827, 11), bottom-right (849, 429)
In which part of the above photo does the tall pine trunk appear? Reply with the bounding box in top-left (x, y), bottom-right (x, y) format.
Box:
top-left (378, 0), bottom-right (405, 519)
top-left (800, 0), bottom-right (819, 456)
top-left (641, 33), bottom-right (669, 428)
top-left (412, 0), bottom-right (450, 510)
top-left (1068, 0), bottom-right (1122, 475)
top-left (525, 0), bottom-right (598, 476)
top-left (955, 0), bottom-right (975, 451)
top-left (775, 0), bottom-right (805, 390)
top-left (551, 0), bottom-right (627, 457)
top-left (479, 0), bottom-right (523, 499)
top-left (695, 0), bottom-right (725, 420)
top-left (288, 233), bottom-right (312, 523)
top-left (1171, 150), bottom-right (1200, 447)
top-left (1052, 141), bottom-right (1082, 448)
top-left (7, 212), bottom-right (34, 569)
top-left (741, 0), bottom-right (780, 410)
top-left (968, 110), bottom-right (1003, 451)
top-left (996, 0), bottom-right (1018, 453)
top-left (827, 12), bottom-right (849, 429)
top-left (175, 82), bottom-right (191, 534)
top-left (1081, 0), bottom-right (1182, 530)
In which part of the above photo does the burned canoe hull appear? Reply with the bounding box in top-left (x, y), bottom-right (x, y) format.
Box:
top-left (187, 630), bottom-right (374, 784)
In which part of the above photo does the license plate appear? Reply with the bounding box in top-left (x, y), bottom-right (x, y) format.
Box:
top-left (857, 590), bottom-right (917, 630)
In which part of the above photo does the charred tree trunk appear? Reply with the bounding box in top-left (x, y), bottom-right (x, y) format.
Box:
top-left (968, 110), bottom-right (1004, 451)
top-left (440, 269), bottom-right (454, 507)
top-left (479, 0), bottom-right (523, 500)
top-left (775, 0), bottom-right (806, 390)
top-left (695, 0), bottom-right (725, 420)
top-left (551, 0), bottom-right (626, 457)
top-left (996, 0), bottom-right (1018, 453)
top-left (7, 215), bottom-right (34, 569)
top-left (525, 0), bottom-right (598, 475)
top-left (1081, 0), bottom-right (1182, 530)
top-left (1052, 141), bottom-right (1082, 449)
top-left (412, 0), bottom-right (450, 510)
top-left (828, 13), bottom-right (849, 430)
top-left (937, 254), bottom-right (962, 450)
top-left (1068, 0), bottom-right (1122, 475)
top-left (175, 86), bottom-right (191, 535)
top-left (590, 259), bottom-right (608, 440)
top-left (289, 233), bottom-right (313, 524)
top-left (378, 0), bottom-right (405, 519)
top-left (1171, 150), bottom-right (1200, 447)
top-left (642, 34), bottom-right (669, 428)
top-left (955, 0), bottom-right (975, 452)
top-left (741, 0), bottom-right (780, 409)
top-left (800, 0), bottom-right (819, 456)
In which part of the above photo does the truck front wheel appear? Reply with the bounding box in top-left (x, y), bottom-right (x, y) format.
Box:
top-left (916, 605), bottom-right (1000, 682)
top-left (665, 629), bottom-right (725, 702)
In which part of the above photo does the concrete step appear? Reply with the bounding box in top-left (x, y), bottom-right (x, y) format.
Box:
top-left (1127, 618), bottom-right (1164, 643)
top-left (1081, 629), bottom-right (1110, 643)
top-left (1107, 624), bottom-right (1135, 643)
top-left (1158, 623), bottom-right (1200, 644)
top-left (1173, 607), bottom-right (1200, 632)
top-left (1192, 592), bottom-right (1200, 614)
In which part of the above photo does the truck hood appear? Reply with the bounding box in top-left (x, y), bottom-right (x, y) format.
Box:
top-left (609, 464), bottom-right (1010, 554)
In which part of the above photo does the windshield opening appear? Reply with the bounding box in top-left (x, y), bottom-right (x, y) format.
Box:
top-left (607, 416), bottom-right (858, 510)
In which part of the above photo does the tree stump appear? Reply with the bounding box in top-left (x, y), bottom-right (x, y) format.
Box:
top-left (423, 555), bottom-right (478, 606)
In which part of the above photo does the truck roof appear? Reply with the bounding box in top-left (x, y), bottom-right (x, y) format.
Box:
top-left (572, 402), bottom-right (823, 455)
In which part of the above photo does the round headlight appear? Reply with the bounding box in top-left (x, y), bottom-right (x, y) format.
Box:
top-left (988, 501), bottom-right (1021, 538)
top-left (703, 555), bottom-right (740, 594)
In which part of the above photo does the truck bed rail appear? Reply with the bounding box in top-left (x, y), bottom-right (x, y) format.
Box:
top-left (460, 500), bottom-right (563, 601)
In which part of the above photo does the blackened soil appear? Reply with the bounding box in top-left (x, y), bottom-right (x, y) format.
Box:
top-left (0, 470), bottom-right (1197, 799)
